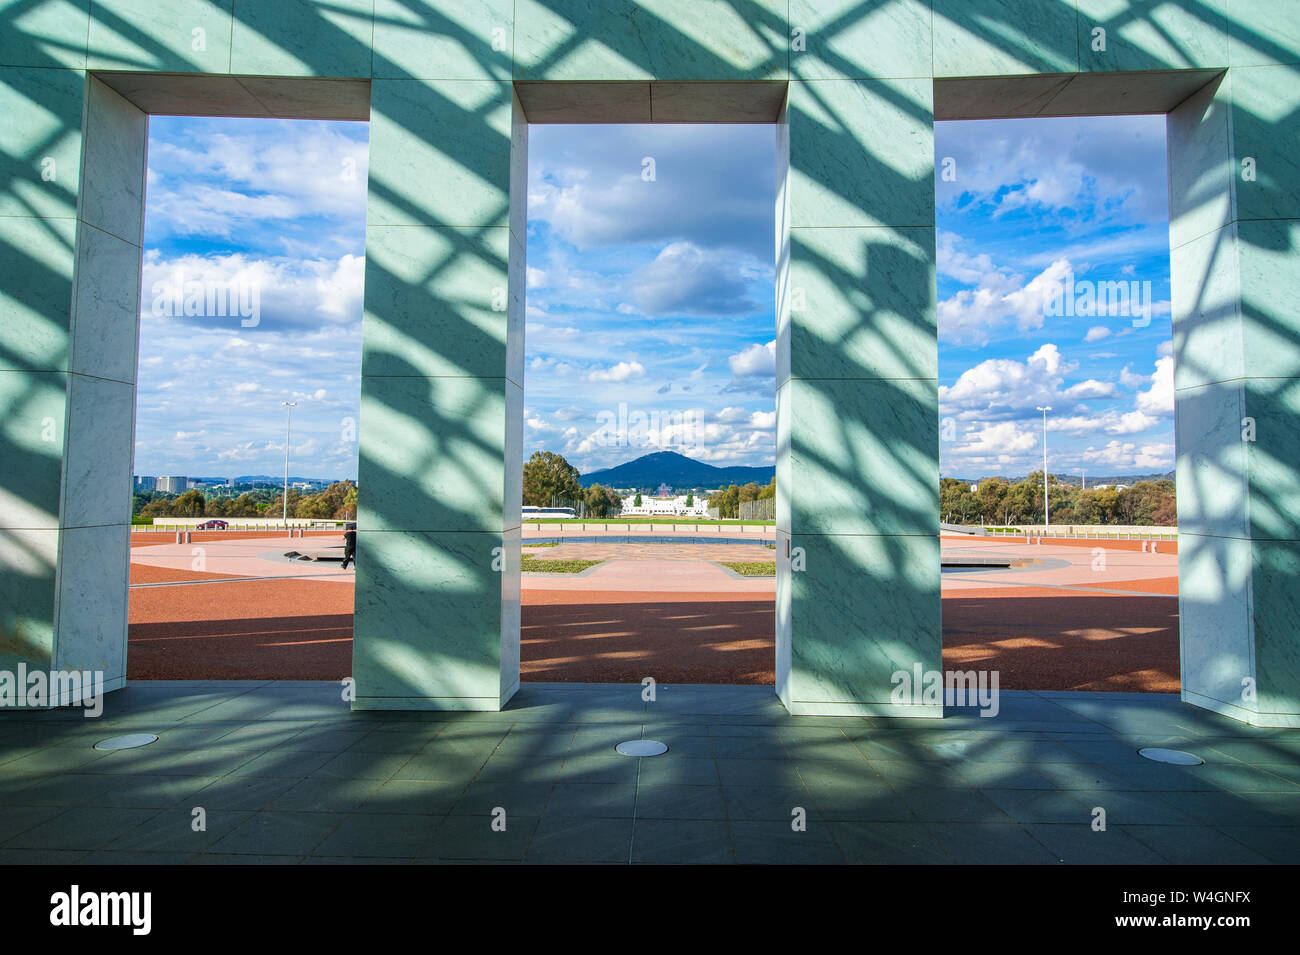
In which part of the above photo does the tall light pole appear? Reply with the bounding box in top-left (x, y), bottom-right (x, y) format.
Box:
top-left (282, 401), bottom-right (296, 533)
top-left (1036, 405), bottom-right (1051, 527)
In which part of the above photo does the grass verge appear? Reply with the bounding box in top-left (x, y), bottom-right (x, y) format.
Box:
top-left (521, 555), bottom-right (602, 573)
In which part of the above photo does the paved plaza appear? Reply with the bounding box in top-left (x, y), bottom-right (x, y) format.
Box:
top-left (1, 681), bottom-right (1297, 864)
top-left (124, 533), bottom-right (1181, 690)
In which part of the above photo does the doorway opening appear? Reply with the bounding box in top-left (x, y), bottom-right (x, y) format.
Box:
top-left (935, 114), bottom-right (1180, 695)
top-left (517, 122), bottom-right (778, 686)
top-left (126, 115), bottom-right (368, 681)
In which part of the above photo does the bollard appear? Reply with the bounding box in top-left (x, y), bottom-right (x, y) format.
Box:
top-left (1151, 541), bottom-right (1158, 553)
top-left (175, 531), bottom-right (181, 544)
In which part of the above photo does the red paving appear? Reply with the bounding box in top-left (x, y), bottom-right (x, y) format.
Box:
top-left (521, 591), bottom-right (773, 684)
top-left (127, 585), bottom-right (1180, 692)
top-left (126, 533), bottom-right (1180, 691)
top-left (971, 536), bottom-right (1178, 555)
top-left (129, 579), bottom-right (354, 680)
top-left (941, 589), bottom-right (1179, 692)
top-left (130, 563), bottom-right (244, 585)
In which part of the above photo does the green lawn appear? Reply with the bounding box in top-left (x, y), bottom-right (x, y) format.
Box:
top-left (721, 560), bottom-right (775, 576)
top-left (521, 540), bottom-right (559, 547)
top-left (520, 555), bottom-right (602, 573)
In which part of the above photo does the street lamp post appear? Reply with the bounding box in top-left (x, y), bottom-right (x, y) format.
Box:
top-left (282, 401), bottom-right (296, 534)
top-left (1036, 405), bottom-right (1051, 527)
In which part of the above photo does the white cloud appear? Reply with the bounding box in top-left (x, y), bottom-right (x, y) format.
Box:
top-left (950, 421), bottom-right (1039, 462)
top-left (1083, 440), bottom-right (1174, 471)
top-left (938, 255), bottom-right (1074, 346)
top-left (728, 340), bottom-right (776, 378)
top-left (1052, 409), bottom-right (1159, 436)
top-left (1084, 326), bottom-right (1111, 342)
top-left (146, 124), bottom-right (368, 244)
top-left (941, 343), bottom-right (1069, 417)
top-left (1135, 356), bottom-right (1174, 416)
top-left (586, 360), bottom-right (646, 383)
top-left (141, 250), bottom-right (364, 333)
top-left (626, 241), bottom-right (762, 315)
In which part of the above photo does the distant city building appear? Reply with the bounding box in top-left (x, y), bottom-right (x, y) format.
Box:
top-left (156, 475), bottom-right (187, 493)
top-left (133, 475), bottom-right (157, 491)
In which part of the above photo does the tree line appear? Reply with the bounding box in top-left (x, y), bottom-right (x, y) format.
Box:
top-left (517, 451), bottom-right (1177, 526)
top-left (522, 451), bottom-right (623, 517)
top-left (133, 481), bottom-right (359, 522)
top-left (941, 472), bottom-right (1175, 526)
top-left (707, 477), bottom-right (775, 519)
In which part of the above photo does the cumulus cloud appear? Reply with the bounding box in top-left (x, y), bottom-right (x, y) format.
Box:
top-left (145, 120), bottom-right (368, 251)
top-left (949, 421), bottom-right (1039, 463)
top-left (626, 242), bottom-right (762, 315)
top-left (938, 255), bottom-right (1075, 346)
top-left (527, 124), bottom-right (774, 260)
top-left (936, 114), bottom-right (1169, 227)
top-left (941, 343), bottom-right (1071, 418)
top-left (1083, 440), bottom-right (1174, 471)
top-left (1135, 356), bottom-right (1174, 416)
top-left (586, 360), bottom-right (646, 383)
top-left (141, 250), bottom-right (364, 334)
top-left (728, 340), bottom-right (776, 378)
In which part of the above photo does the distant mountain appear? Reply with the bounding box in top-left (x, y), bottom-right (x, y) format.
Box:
top-left (579, 451), bottom-right (774, 490)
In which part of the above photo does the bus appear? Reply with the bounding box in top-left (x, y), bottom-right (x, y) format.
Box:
top-left (522, 505), bottom-right (576, 518)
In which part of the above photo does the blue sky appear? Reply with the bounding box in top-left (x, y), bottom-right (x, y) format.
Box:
top-left (135, 113), bottom-right (1173, 481)
top-left (136, 116), bottom-right (368, 480)
top-left (936, 115), bottom-right (1174, 479)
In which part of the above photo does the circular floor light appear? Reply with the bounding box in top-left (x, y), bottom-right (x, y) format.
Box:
top-left (1138, 747), bottom-right (1203, 766)
top-left (616, 739), bottom-right (668, 757)
top-left (94, 733), bottom-right (159, 751)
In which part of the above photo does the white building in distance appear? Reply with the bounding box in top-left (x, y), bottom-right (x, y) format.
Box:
top-left (621, 493), bottom-right (710, 517)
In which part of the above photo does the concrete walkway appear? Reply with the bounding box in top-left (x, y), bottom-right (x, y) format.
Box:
top-left (940, 539), bottom-right (1178, 594)
top-left (1, 682), bottom-right (1296, 864)
top-left (131, 537), bottom-right (353, 583)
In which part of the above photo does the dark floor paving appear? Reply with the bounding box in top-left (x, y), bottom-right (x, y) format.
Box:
top-left (1, 681), bottom-right (1298, 864)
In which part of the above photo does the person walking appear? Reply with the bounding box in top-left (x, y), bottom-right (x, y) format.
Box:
top-left (341, 521), bottom-right (357, 570)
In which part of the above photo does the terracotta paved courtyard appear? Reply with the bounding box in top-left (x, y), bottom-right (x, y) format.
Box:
top-left (126, 533), bottom-right (1180, 692)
